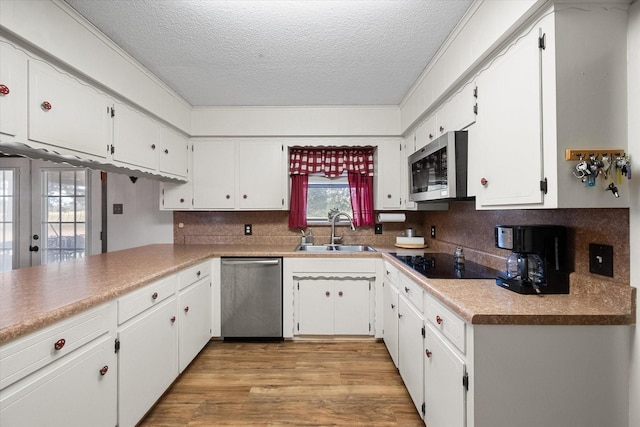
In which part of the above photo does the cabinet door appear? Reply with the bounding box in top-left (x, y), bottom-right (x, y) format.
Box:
top-left (475, 28), bottom-right (544, 207)
top-left (297, 280), bottom-right (334, 335)
top-left (375, 141), bottom-right (403, 210)
top-left (192, 140), bottom-right (235, 209)
top-left (118, 297), bottom-right (178, 427)
top-left (112, 101), bottom-right (160, 171)
top-left (161, 181), bottom-right (192, 210)
top-left (424, 325), bottom-right (466, 427)
top-left (334, 280), bottom-right (370, 335)
top-left (159, 126), bottom-right (188, 178)
top-left (179, 278), bottom-right (212, 372)
top-left (383, 281), bottom-right (399, 368)
top-left (237, 141), bottom-right (284, 209)
top-left (0, 335), bottom-right (117, 427)
top-left (398, 296), bottom-right (424, 417)
top-left (28, 60), bottom-right (111, 159)
top-left (436, 83), bottom-right (477, 135)
top-left (0, 42), bottom-right (27, 143)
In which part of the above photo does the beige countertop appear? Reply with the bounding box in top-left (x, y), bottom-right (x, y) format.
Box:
top-left (1, 244), bottom-right (635, 345)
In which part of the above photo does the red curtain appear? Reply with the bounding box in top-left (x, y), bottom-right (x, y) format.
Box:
top-left (289, 147), bottom-right (375, 228)
top-left (348, 172), bottom-right (375, 226)
top-left (288, 174), bottom-right (309, 228)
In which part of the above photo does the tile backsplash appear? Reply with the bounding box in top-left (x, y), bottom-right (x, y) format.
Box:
top-left (174, 201), bottom-right (630, 284)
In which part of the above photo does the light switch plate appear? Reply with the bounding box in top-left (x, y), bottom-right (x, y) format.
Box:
top-left (589, 243), bottom-right (613, 277)
top-left (113, 203), bottom-right (123, 215)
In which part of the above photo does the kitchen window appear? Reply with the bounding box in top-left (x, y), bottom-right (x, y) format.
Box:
top-left (306, 173), bottom-right (353, 223)
top-left (288, 147), bottom-right (374, 228)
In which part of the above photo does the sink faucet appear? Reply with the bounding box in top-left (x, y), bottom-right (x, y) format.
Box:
top-left (330, 212), bottom-right (356, 245)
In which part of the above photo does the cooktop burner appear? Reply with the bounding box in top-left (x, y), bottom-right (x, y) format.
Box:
top-left (389, 252), bottom-right (500, 280)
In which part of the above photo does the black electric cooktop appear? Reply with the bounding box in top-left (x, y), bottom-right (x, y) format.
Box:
top-left (389, 252), bottom-right (501, 280)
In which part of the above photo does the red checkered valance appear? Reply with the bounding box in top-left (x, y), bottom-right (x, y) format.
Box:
top-left (289, 147), bottom-right (374, 177)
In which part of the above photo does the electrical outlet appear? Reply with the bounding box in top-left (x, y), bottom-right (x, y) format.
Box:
top-left (589, 243), bottom-right (613, 277)
top-left (244, 224), bottom-right (252, 235)
top-left (374, 223), bottom-right (383, 234)
top-left (430, 226), bottom-right (436, 238)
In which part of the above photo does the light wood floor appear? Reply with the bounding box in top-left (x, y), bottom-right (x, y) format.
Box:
top-left (138, 340), bottom-right (424, 426)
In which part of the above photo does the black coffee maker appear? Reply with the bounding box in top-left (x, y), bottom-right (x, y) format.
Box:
top-left (495, 225), bottom-right (570, 295)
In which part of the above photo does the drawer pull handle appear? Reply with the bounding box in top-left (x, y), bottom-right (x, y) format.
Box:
top-left (425, 349), bottom-right (432, 358)
top-left (325, 291), bottom-right (330, 297)
top-left (338, 291), bottom-right (343, 297)
top-left (170, 316), bottom-right (176, 323)
top-left (196, 270), bottom-right (201, 277)
top-left (164, 149), bottom-right (169, 154)
top-left (386, 270), bottom-right (390, 275)
top-left (54, 338), bottom-right (66, 350)
top-left (184, 306), bottom-right (190, 313)
top-left (404, 287), bottom-right (410, 293)
top-left (436, 315), bottom-right (443, 325)
top-left (100, 366), bottom-right (109, 376)
top-left (151, 144), bottom-right (156, 150)
top-left (391, 304), bottom-right (395, 309)
top-left (41, 101), bottom-right (52, 111)
top-left (152, 292), bottom-right (158, 300)
top-left (179, 198), bottom-right (185, 203)
top-left (0, 84), bottom-right (9, 95)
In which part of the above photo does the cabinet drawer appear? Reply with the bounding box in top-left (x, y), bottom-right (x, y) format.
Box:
top-left (424, 293), bottom-right (466, 353)
top-left (0, 303), bottom-right (112, 390)
top-left (178, 261), bottom-right (211, 291)
top-left (399, 274), bottom-right (423, 313)
top-left (118, 275), bottom-right (177, 325)
top-left (383, 261), bottom-right (400, 287)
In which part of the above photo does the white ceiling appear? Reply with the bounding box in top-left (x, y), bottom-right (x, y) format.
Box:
top-left (63, 0), bottom-right (472, 107)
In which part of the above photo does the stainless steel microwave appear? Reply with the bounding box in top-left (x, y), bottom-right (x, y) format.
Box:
top-left (408, 131), bottom-right (469, 202)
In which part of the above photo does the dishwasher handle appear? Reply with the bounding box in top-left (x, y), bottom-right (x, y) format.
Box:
top-left (221, 259), bottom-right (281, 266)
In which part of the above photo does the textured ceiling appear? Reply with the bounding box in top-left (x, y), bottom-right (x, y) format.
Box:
top-left (63, 0), bottom-right (472, 107)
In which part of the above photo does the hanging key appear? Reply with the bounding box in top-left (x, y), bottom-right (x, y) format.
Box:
top-left (606, 182), bottom-right (620, 198)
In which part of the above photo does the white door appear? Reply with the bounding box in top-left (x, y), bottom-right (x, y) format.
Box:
top-left (424, 325), bottom-right (467, 427)
top-left (297, 280), bottom-right (334, 335)
top-left (476, 28), bottom-right (544, 207)
top-left (334, 280), bottom-right (370, 335)
top-left (398, 296), bottom-right (424, 417)
top-left (237, 141), bottom-right (284, 209)
top-left (383, 281), bottom-right (400, 367)
top-left (192, 140), bottom-right (235, 209)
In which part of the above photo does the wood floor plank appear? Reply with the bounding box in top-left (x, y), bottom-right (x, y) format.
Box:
top-left (138, 340), bottom-right (424, 426)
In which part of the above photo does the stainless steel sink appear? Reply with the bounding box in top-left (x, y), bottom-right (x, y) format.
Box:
top-left (295, 244), bottom-right (376, 253)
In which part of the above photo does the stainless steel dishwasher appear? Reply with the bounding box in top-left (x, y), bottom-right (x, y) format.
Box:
top-left (220, 257), bottom-right (283, 340)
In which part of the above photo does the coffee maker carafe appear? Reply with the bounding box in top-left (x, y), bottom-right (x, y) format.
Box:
top-left (495, 225), bottom-right (570, 294)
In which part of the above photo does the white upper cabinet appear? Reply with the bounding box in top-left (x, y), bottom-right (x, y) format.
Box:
top-left (159, 126), bottom-right (188, 178)
top-left (474, 6), bottom-right (629, 209)
top-left (237, 140), bottom-right (285, 210)
top-left (111, 101), bottom-right (160, 171)
top-left (0, 42), bottom-right (27, 143)
top-left (375, 140), bottom-right (404, 210)
top-left (191, 139), bottom-right (285, 210)
top-left (475, 26), bottom-right (543, 207)
top-left (28, 59), bottom-right (112, 160)
top-left (192, 140), bottom-right (236, 209)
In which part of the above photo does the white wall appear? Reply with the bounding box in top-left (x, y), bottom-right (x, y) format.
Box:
top-left (106, 173), bottom-right (173, 252)
top-left (628, 2), bottom-right (640, 426)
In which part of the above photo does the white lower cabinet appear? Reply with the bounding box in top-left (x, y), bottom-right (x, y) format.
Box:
top-left (118, 295), bottom-right (179, 427)
top-left (178, 268), bottom-right (212, 372)
top-left (424, 324), bottom-right (466, 427)
top-left (0, 334), bottom-right (117, 427)
top-left (296, 279), bottom-right (371, 335)
top-left (382, 279), bottom-right (399, 368)
top-left (398, 293), bottom-right (424, 418)
top-left (0, 303), bottom-right (117, 427)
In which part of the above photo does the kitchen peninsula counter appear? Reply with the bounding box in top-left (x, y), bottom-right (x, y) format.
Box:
top-left (1, 244), bottom-right (635, 344)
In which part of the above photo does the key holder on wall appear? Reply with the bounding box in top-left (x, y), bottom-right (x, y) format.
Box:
top-left (566, 149), bottom-right (631, 198)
